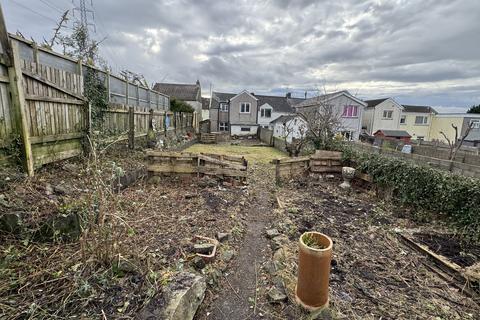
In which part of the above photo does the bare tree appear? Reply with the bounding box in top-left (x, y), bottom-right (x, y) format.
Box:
top-left (281, 116), bottom-right (308, 156)
top-left (296, 90), bottom-right (346, 150)
top-left (440, 122), bottom-right (474, 160)
top-left (44, 10), bottom-right (70, 50)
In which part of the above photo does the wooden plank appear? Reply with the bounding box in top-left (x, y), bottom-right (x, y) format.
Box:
top-left (198, 154), bottom-right (247, 170)
top-left (24, 94), bottom-right (84, 105)
top-left (198, 166), bottom-right (247, 177)
top-left (21, 68), bottom-right (85, 101)
top-left (29, 132), bottom-right (84, 144)
top-left (398, 233), bottom-right (480, 298)
top-left (0, 5), bottom-right (12, 66)
top-left (148, 164), bottom-right (196, 174)
top-left (8, 41), bottom-right (34, 175)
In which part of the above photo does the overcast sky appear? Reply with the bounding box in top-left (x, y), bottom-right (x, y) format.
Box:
top-left (3, 0), bottom-right (480, 112)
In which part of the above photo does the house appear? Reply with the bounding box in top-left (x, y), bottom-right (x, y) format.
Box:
top-left (257, 93), bottom-right (304, 129)
top-left (153, 80), bottom-right (203, 121)
top-left (362, 98), bottom-right (404, 135)
top-left (399, 105), bottom-right (437, 141)
top-left (430, 113), bottom-right (480, 145)
top-left (373, 129), bottom-right (411, 143)
top-left (271, 115), bottom-right (308, 143)
top-left (294, 90), bottom-right (367, 141)
top-left (208, 90), bottom-right (303, 135)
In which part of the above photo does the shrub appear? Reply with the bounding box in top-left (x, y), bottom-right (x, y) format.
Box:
top-left (341, 145), bottom-right (480, 240)
top-left (170, 98), bottom-right (194, 113)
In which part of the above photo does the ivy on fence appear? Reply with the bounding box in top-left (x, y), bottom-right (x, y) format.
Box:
top-left (341, 146), bottom-right (480, 240)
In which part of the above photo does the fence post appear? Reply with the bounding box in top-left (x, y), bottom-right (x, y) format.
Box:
top-left (128, 106), bottom-right (135, 149)
top-left (174, 112), bottom-right (177, 134)
top-left (105, 71), bottom-right (110, 103)
top-left (136, 84), bottom-right (140, 106)
top-left (8, 41), bottom-right (34, 176)
top-left (273, 159), bottom-right (281, 185)
top-left (125, 79), bottom-right (129, 105)
top-left (32, 43), bottom-right (40, 65)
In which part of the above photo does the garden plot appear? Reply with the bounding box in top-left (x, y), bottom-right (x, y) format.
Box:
top-left (262, 178), bottom-right (480, 319)
top-left (0, 148), bottom-right (250, 319)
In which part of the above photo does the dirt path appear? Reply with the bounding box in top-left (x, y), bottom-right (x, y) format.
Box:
top-left (201, 163), bottom-right (276, 319)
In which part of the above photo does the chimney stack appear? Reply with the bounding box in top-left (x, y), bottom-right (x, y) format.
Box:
top-left (304, 91), bottom-right (307, 99)
top-left (286, 92), bottom-right (292, 98)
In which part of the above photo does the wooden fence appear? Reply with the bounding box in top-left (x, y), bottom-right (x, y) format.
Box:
top-left (351, 142), bottom-right (480, 179)
top-left (147, 151), bottom-right (248, 180)
top-left (273, 150), bottom-right (343, 183)
top-left (0, 27), bottom-right (196, 175)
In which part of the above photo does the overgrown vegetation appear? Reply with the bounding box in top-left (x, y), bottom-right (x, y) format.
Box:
top-left (170, 98), bottom-right (194, 113)
top-left (341, 145), bottom-right (480, 241)
top-left (84, 70), bottom-right (109, 131)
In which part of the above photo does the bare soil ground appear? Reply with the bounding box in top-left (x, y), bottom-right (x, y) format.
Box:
top-left (2, 141), bottom-right (479, 319)
top-left (195, 162), bottom-right (277, 319)
top-left (265, 177), bottom-right (480, 319)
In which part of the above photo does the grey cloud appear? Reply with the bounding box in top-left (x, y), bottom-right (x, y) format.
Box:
top-left (3, 0), bottom-right (480, 109)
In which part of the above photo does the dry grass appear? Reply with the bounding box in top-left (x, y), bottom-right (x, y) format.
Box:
top-left (184, 143), bottom-right (286, 164)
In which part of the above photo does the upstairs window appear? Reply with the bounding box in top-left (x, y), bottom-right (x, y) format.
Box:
top-left (261, 108), bottom-right (272, 118)
top-left (400, 115), bottom-right (406, 124)
top-left (240, 102), bottom-right (251, 113)
top-left (342, 105), bottom-right (358, 117)
top-left (241, 127), bottom-right (251, 132)
top-left (383, 110), bottom-right (393, 119)
top-left (220, 103), bottom-right (228, 112)
top-left (415, 116), bottom-right (428, 125)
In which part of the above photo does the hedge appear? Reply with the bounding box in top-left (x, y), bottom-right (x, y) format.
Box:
top-left (341, 146), bottom-right (480, 240)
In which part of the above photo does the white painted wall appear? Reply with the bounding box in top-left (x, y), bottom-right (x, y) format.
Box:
top-left (273, 117), bottom-right (308, 143)
top-left (371, 99), bottom-right (403, 134)
top-left (257, 103), bottom-right (292, 128)
top-left (202, 109), bottom-right (209, 120)
top-left (231, 124), bottom-right (259, 136)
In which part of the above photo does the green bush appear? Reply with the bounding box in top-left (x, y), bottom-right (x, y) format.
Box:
top-left (341, 145), bottom-right (480, 240)
top-left (170, 98), bottom-right (194, 113)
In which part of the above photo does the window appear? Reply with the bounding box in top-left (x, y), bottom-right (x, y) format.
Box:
top-left (261, 108), bottom-right (272, 118)
top-left (342, 105), bottom-right (358, 117)
top-left (263, 125), bottom-right (269, 129)
top-left (241, 127), bottom-right (251, 132)
top-left (415, 116), bottom-right (428, 125)
top-left (240, 103), bottom-right (251, 113)
top-left (219, 122), bottom-right (229, 131)
top-left (341, 131), bottom-right (354, 141)
top-left (470, 120), bottom-right (480, 129)
top-left (417, 136), bottom-right (425, 141)
top-left (400, 115), bottom-right (406, 124)
top-left (220, 103), bottom-right (228, 112)
top-left (383, 110), bottom-right (393, 119)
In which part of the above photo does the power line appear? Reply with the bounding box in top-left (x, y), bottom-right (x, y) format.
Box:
top-left (10, 0), bottom-right (64, 25)
top-left (38, 0), bottom-right (65, 14)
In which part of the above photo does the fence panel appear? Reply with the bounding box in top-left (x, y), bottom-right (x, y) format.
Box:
top-left (20, 59), bottom-right (85, 167)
